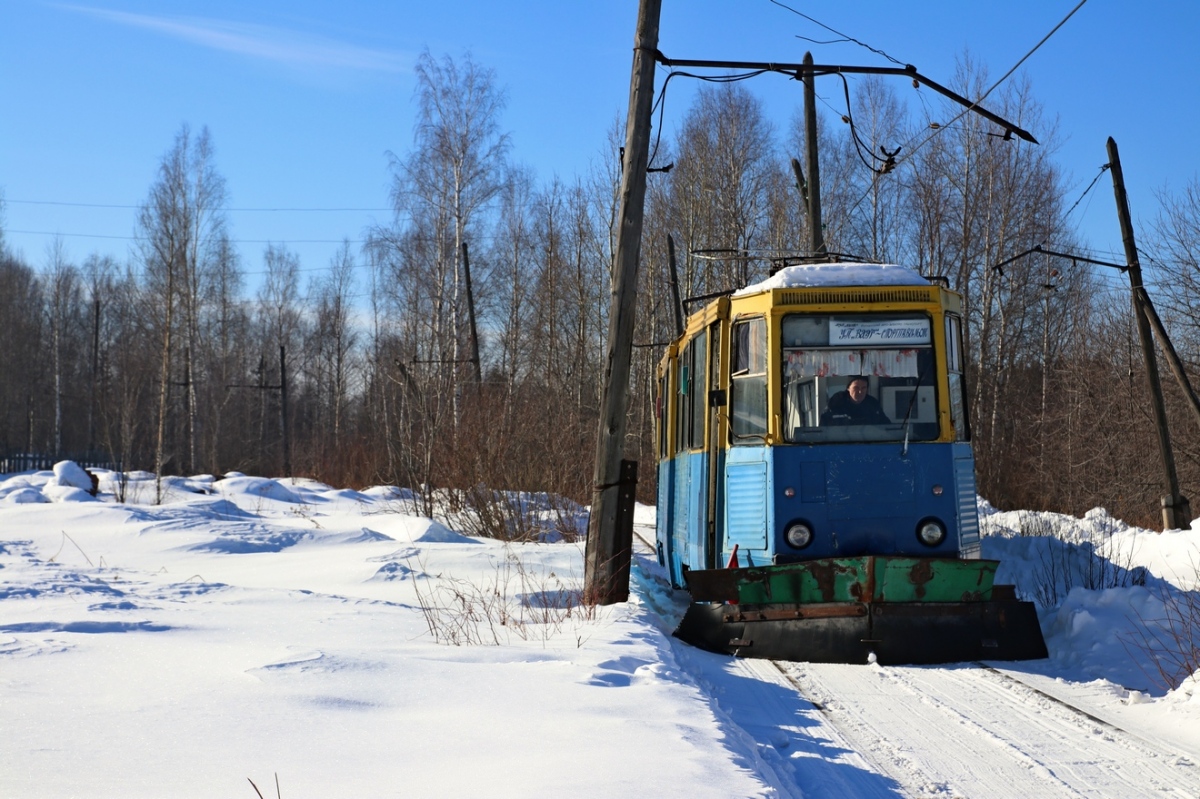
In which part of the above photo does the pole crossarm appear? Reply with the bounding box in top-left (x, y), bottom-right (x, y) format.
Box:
top-left (654, 54), bottom-right (1038, 144)
top-left (991, 243), bottom-right (1128, 274)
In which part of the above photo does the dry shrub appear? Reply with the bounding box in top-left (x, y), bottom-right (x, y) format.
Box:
top-left (291, 434), bottom-right (390, 490)
top-left (1123, 587), bottom-right (1200, 691)
top-left (448, 486), bottom-right (587, 543)
top-left (982, 510), bottom-right (1144, 608)
top-left (1033, 513), bottom-right (1142, 607)
top-left (416, 383), bottom-right (594, 541)
top-left (409, 548), bottom-right (600, 646)
top-left (445, 382), bottom-right (595, 504)
top-left (1121, 557), bottom-right (1200, 691)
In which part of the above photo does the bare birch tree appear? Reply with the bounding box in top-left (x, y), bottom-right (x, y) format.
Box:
top-left (44, 239), bottom-right (82, 458)
top-left (305, 241), bottom-right (360, 475)
top-left (666, 83), bottom-right (777, 296)
top-left (391, 50), bottom-right (509, 426)
top-left (137, 124), bottom-right (229, 499)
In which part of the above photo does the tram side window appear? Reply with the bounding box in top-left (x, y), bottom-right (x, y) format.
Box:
top-left (730, 318), bottom-right (767, 442)
top-left (946, 315), bottom-right (971, 441)
top-left (657, 373), bottom-right (668, 459)
top-left (690, 330), bottom-right (707, 447)
top-left (674, 345), bottom-right (689, 454)
top-left (674, 331), bottom-right (708, 452)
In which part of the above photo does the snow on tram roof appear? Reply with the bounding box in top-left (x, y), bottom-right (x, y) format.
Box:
top-left (733, 262), bottom-right (930, 295)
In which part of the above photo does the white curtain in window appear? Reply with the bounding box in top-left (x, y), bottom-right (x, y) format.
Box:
top-left (784, 349), bottom-right (860, 378)
top-left (864, 349), bottom-right (919, 377)
top-left (784, 348), bottom-right (920, 378)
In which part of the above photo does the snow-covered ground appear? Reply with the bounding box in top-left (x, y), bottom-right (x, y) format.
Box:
top-left (2, 463), bottom-right (1200, 797)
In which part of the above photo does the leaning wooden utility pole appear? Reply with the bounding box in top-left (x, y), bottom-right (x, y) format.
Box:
top-left (585, 0), bottom-right (661, 604)
top-left (1107, 137), bottom-right (1191, 530)
top-left (802, 52), bottom-right (826, 255)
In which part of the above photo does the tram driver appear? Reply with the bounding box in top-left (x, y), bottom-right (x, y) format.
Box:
top-left (822, 376), bottom-right (892, 426)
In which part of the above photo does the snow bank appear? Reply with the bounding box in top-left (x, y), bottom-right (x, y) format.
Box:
top-left (1, 461), bottom-right (97, 503)
top-left (50, 460), bottom-right (94, 491)
top-left (982, 502), bottom-right (1200, 694)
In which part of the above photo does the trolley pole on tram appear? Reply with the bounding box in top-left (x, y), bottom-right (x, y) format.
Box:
top-left (1107, 137), bottom-right (1191, 530)
top-left (585, 0), bottom-right (662, 604)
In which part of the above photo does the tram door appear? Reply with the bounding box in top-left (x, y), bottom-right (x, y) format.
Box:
top-left (670, 326), bottom-right (715, 582)
top-left (724, 317), bottom-right (770, 567)
top-left (654, 366), bottom-right (674, 573)
top-left (703, 320), bottom-right (723, 570)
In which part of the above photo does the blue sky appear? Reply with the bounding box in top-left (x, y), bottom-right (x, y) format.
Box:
top-left (1, 0), bottom-right (1197, 285)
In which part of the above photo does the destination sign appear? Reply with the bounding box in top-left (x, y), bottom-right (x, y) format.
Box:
top-left (830, 318), bottom-right (930, 346)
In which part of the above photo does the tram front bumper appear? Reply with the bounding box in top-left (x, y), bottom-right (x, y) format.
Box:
top-left (674, 597), bottom-right (1047, 665)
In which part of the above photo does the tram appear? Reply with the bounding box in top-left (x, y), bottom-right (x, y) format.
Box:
top-left (655, 260), bottom-right (1047, 664)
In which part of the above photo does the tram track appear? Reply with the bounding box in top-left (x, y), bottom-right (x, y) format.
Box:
top-left (780, 658), bottom-right (1199, 797)
top-left (632, 527), bottom-right (1200, 796)
top-left (972, 662), bottom-right (1184, 755)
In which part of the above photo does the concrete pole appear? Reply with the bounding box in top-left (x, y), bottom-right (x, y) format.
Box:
top-left (585, 0), bottom-right (661, 604)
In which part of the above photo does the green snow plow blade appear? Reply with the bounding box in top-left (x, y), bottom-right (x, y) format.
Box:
top-left (675, 556), bottom-right (1048, 665)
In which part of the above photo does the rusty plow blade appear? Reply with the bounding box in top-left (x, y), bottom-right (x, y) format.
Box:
top-left (674, 557), bottom-right (1048, 665)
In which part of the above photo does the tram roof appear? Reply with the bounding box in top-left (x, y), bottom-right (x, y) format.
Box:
top-left (733, 263), bottom-right (929, 296)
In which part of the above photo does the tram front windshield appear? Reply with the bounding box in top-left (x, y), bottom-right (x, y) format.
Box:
top-left (781, 312), bottom-right (939, 444)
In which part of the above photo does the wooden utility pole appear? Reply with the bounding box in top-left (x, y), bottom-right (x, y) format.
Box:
top-left (89, 296), bottom-right (100, 454)
top-left (666, 234), bottom-right (684, 337)
top-left (802, 52), bottom-right (826, 255)
top-left (228, 347), bottom-right (293, 477)
top-left (1107, 137), bottom-right (1191, 530)
top-left (585, 0), bottom-right (661, 604)
top-left (279, 345), bottom-right (291, 477)
top-left (1136, 286), bottom-right (1200, 433)
top-left (462, 241), bottom-right (483, 386)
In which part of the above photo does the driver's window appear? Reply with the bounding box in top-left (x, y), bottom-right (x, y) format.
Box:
top-left (781, 313), bottom-right (938, 444)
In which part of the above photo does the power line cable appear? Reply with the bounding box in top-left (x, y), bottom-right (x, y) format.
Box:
top-left (8, 229), bottom-right (370, 244)
top-left (767, 0), bottom-right (905, 66)
top-left (7, 199), bottom-right (395, 212)
top-left (897, 0), bottom-right (1089, 167)
top-left (647, 68), bottom-right (769, 170)
top-left (1063, 164), bottom-right (1111, 221)
top-left (765, 0), bottom-right (930, 175)
top-left (834, 73), bottom-right (903, 174)
top-left (8, 229), bottom-right (503, 247)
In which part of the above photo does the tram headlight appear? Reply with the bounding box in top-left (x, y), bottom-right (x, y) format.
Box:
top-left (785, 522), bottom-right (814, 549)
top-left (917, 519), bottom-right (946, 547)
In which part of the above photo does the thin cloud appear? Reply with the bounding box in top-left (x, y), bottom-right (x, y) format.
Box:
top-left (57, 4), bottom-right (410, 73)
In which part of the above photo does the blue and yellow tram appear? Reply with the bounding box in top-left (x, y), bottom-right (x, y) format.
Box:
top-left (656, 262), bottom-right (1046, 664)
